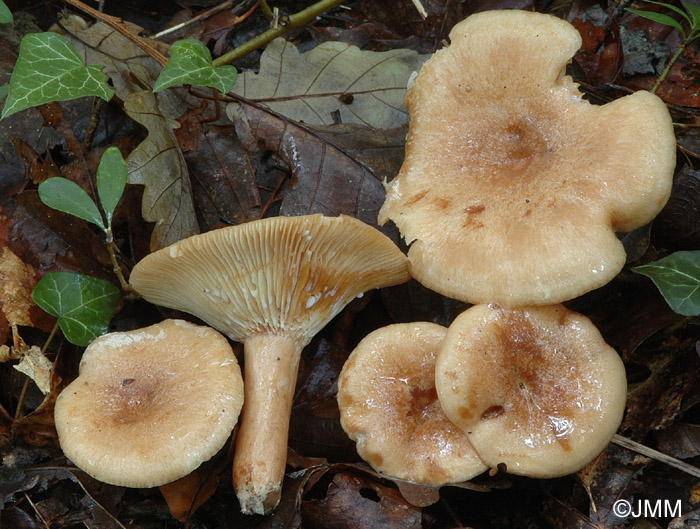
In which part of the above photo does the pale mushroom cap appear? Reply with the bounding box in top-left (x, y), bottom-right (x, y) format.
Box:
top-left (338, 322), bottom-right (487, 486)
top-left (435, 304), bottom-right (627, 478)
top-left (129, 215), bottom-right (409, 344)
top-left (54, 319), bottom-right (244, 488)
top-left (379, 10), bottom-right (676, 306)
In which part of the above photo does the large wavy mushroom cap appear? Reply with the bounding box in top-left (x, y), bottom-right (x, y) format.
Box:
top-left (338, 322), bottom-right (486, 486)
top-left (435, 304), bottom-right (627, 478)
top-left (130, 214), bottom-right (409, 515)
top-left (54, 320), bottom-right (243, 488)
top-left (379, 9), bottom-right (676, 306)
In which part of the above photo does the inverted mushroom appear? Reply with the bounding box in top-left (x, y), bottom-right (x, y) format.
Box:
top-left (338, 322), bottom-right (487, 485)
top-left (435, 304), bottom-right (627, 478)
top-left (379, 9), bottom-right (676, 306)
top-left (129, 214), bottom-right (410, 514)
top-left (54, 319), bottom-right (243, 488)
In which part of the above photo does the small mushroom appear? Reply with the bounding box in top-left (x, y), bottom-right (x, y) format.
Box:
top-left (379, 10), bottom-right (676, 306)
top-left (54, 319), bottom-right (243, 488)
top-left (435, 304), bottom-right (627, 478)
top-left (129, 214), bottom-right (409, 514)
top-left (338, 322), bottom-right (487, 485)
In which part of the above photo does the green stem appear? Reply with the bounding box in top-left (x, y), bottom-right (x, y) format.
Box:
top-left (259, 0), bottom-right (274, 20)
top-left (104, 228), bottom-right (132, 293)
top-left (652, 41), bottom-right (687, 94)
top-left (212, 0), bottom-right (345, 68)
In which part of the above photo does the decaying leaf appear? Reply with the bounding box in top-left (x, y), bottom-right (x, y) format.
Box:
top-left (125, 90), bottom-right (199, 250)
top-left (301, 472), bottom-right (422, 529)
top-left (230, 104), bottom-right (404, 226)
top-left (184, 125), bottom-right (261, 230)
top-left (0, 246), bottom-right (40, 329)
top-left (13, 345), bottom-right (52, 394)
top-left (229, 38), bottom-right (428, 128)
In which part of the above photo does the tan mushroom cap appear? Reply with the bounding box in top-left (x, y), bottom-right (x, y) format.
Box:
top-left (54, 319), bottom-right (243, 488)
top-left (379, 10), bottom-right (676, 306)
top-left (338, 322), bottom-right (486, 486)
top-left (435, 304), bottom-right (626, 478)
top-left (129, 214), bottom-right (409, 344)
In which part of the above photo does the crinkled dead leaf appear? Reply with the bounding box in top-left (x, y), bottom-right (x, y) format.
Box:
top-left (230, 104), bottom-right (403, 226)
top-left (13, 345), bottom-right (52, 394)
top-left (0, 246), bottom-right (40, 329)
top-left (228, 38), bottom-right (428, 128)
top-left (125, 90), bottom-right (199, 250)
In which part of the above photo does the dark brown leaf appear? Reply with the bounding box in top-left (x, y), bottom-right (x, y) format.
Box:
top-left (653, 166), bottom-right (700, 248)
top-left (231, 103), bottom-right (401, 227)
top-left (185, 124), bottom-right (261, 230)
top-left (656, 423), bottom-right (700, 459)
top-left (301, 472), bottom-right (422, 529)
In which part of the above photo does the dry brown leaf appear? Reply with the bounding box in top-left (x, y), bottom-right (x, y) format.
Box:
top-left (14, 345), bottom-right (53, 395)
top-left (230, 104), bottom-right (404, 226)
top-left (0, 246), bottom-right (39, 329)
top-left (229, 38), bottom-right (428, 128)
top-left (125, 91), bottom-right (199, 251)
top-left (159, 465), bottom-right (220, 522)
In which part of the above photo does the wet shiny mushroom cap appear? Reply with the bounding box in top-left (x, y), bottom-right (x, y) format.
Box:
top-left (129, 214), bottom-right (410, 345)
top-left (435, 304), bottom-right (627, 478)
top-left (379, 10), bottom-right (675, 306)
top-left (339, 322), bottom-right (487, 485)
top-left (54, 319), bottom-right (244, 488)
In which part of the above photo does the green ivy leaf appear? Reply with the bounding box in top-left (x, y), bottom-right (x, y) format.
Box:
top-left (0, 1), bottom-right (12, 24)
top-left (31, 272), bottom-right (120, 346)
top-left (153, 39), bottom-right (237, 94)
top-left (633, 250), bottom-right (700, 316)
top-left (38, 177), bottom-right (105, 230)
top-left (96, 146), bottom-right (127, 228)
top-left (1, 32), bottom-right (114, 120)
top-left (626, 8), bottom-right (687, 39)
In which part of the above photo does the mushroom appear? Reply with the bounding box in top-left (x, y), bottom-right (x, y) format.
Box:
top-left (54, 319), bottom-right (244, 487)
top-left (338, 322), bottom-right (487, 485)
top-left (378, 9), bottom-right (676, 306)
top-left (434, 304), bottom-right (627, 478)
top-left (129, 214), bottom-right (410, 514)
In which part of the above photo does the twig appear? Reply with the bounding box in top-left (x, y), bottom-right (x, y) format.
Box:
top-left (411, 0), bottom-right (428, 20)
top-left (153, 0), bottom-right (249, 39)
top-left (612, 434), bottom-right (700, 478)
top-left (212, 0), bottom-right (346, 67)
top-left (62, 0), bottom-right (168, 66)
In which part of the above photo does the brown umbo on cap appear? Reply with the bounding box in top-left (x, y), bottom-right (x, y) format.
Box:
top-left (129, 214), bottom-right (410, 514)
top-left (379, 9), bottom-right (676, 306)
top-left (435, 304), bottom-right (627, 478)
top-left (54, 319), bottom-right (244, 488)
top-left (338, 322), bottom-right (486, 485)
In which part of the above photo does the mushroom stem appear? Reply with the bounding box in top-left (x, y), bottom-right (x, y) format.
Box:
top-left (233, 333), bottom-right (304, 515)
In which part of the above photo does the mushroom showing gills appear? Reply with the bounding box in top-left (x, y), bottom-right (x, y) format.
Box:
top-left (338, 322), bottom-right (487, 485)
top-left (379, 9), bottom-right (676, 306)
top-left (129, 214), bottom-right (410, 514)
top-left (435, 304), bottom-right (627, 478)
top-left (54, 319), bottom-right (244, 488)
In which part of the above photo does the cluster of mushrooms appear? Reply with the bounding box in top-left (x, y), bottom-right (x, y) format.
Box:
top-left (52, 9), bottom-right (677, 517)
